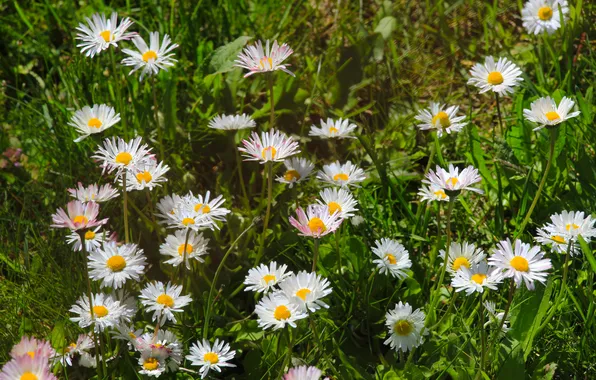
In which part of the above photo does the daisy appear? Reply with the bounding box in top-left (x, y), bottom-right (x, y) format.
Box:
top-left (75, 12), bottom-right (135, 58)
top-left (53, 334), bottom-right (94, 368)
top-left (423, 164), bottom-right (483, 196)
top-left (284, 366), bottom-right (323, 380)
top-left (535, 227), bottom-right (579, 255)
top-left (276, 157), bottom-right (315, 188)
top-left (186, 339), bottom-right (236, 379)
top-left (139, 282), bottom-right (192, 324)
top-left (136, 330), bottom-right (182, 376)
top-left (255, 292), bottom-right (307, 330)
top-left (484, 301), bottom-right (510, 332)
top-left (522, 0), bottom-right (569, 35)
top-left (66, 226), bottom-right (112, 252)
top-left (308, 118), bottom-right (357, 139)
top-left (10, 336), bottom-right (55, 360)
top-left (88, 242), bottom-right (147, 289)
top-left (384, 302), bottom-right (426, 353)
top-left (451, 262), bottom-right (503, 295)
top-left (155, 194), bottom-right (184, 224)
top-left (244, 261), bottom-right (292, 293)
top-left (0, 354), bottom-right (57, 380)
top-left (123, 160), bottom-right (170, 191)
top-left (289, 204), bottom-right (343, 238)
top-left (165, 203), bottom-right (214, 232)
top-left (208, 114), bottom-right (256, 130)
top-left (51, 200), bottom-right (107, 231)
top-left (488, 239), bottom-right (552, 290)
top-left (68, 104), bottom-right (120, 142)
top-left (238, 129), bottom-right (300, 164)
top-left (70, 293), bottom-right (129, 332)
top-left (317, 187), bottom-right (358, 218)
top-left (138, 350), bottom-right (168, 377)
top-left (544, 210), bottom-right (596, 240)
top-left (111, 324), bottom-right (144, 348)
top-left (371, 238), bottom-right (412, 279)
top-left (467, 56), bottom-right (523, 96)
top-left (68, 182), bottom-right (119, 203)
top-left (160, 229), bottom-right (210, 269)
top-left (235, 39), bottom-right (294, 77)
top-left (278, 271), bottom-right (333, 313)
top-left (184, 191), bottom-right (231, 224)
top-left (93, 136), bottom-right (153, 178)
top-left (121, 32), bottom-right (179, 81)
top-left (317, 160), bottom-right (366, 188)
top-left (418, 185), bottom-right (450, 202)
top-left (414, 102), bottom-right (467, 137)
top-left (523, 96), bottom-right (580, 130)
top-left (439, 241), bottom-right (486, 275)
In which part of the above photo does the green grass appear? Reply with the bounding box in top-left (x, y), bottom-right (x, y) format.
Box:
top-left (1, 0), bottom-right (595, 378)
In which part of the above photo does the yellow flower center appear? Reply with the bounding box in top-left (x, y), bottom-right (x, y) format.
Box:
top-left (284, 169), bottom-right (301, 181)
top-left (177, 243), bottom-right (193, 256)
top-left (471, 273), bottom-right (487, 284)
top-left (182, 217), bottom-right (195, 226)
top-left (136, 171), bottom-right (153, 183)
top-left (87, 117), bottom-right (103, 128)
top-left (26, 351), bottom-right (35, 359)
top-left (328, 201), bottom-right (342, 215)
top-left (431, 111), bottom-right (451, 128)
top-left (203, 352), bottom-right (219, 364)
top-left (84, 230), bottom-right (96, 240)
top-left (566, 223), bottom-right (579, 231)
top-left (510, 256), bottom-right (529, 272)
top-left (538, 6), bottom-right (553, 20)
top-left (142, 50), bottom-right (158, 62)
top-left (115, 152), bottom-right (133, 165)
top-left (258, 57), bottom-right (273, 70)
top-left (263, 274), bottom-right (276, 284)
top-left (447, 177), bottom-right (459, 187)
top-left (385, 254), bottom-right (397, 265)
top-left (393, 320), bottom-right (413, 336)
top-left (552, 235), bottom-right (566, 244)
top-left (156, 294), bottom-right (174, 308)
top-left (308, 217), bottom-right (326, 233)
top-left (261, 146), bottom-right (277, 160)
top-left (329, 126), bottom-right (339, 134)
top-left (73, 215), bottom-right (89, 225)
top-left (452, 256), bottom-right (471, 271)
top-left (128, 332), bottom-right (137, 339)
top-left (487, 71), bottom-right (504, 85)
top-left (20, 372), bottom-right (38, 380)
top-left (434, 189), bottom-right (447, 199)
top-left (106, 255), bottom-right (127, 272)
top-left (99, 30), bottom-right (112, 42)
top-left (194, 203), bottom-right (211, 213)
top-left (545, 111), bottom-right (560, 121)
top-left (333, 173), bottom-right (349, 181)
top-left (92, 305), bottom-right (109, 318)
top-left (296, 288), bottom-right (311, 301)
top-left (274, 305), bottom-right (291, 320)
top-left (143, 357), bottom-right (159, 370)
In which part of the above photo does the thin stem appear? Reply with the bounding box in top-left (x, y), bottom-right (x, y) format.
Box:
top-left (181, 228), bottom-right (191, 280)
top-left (433, 132), bottom-right (446, 167)
top-left (429, 291), bottom-right (458, 331)
top-left (233, 131), bottom-right (250, 209)
top-left (98, 332), bottom-right (108, 375)
top-left (479, 293), bottom-right (486, 373)
top-left (495, 92), bottom-right (504, 136)
top-left (496, 280), bottom-right (515, 340)
top-left (268, 74), bottom-right (275, 129)
top-left (257, 162), bottom-right (274, 264)
top-left (312, 238), bottom-right (320, 272)
top-left (153, 77), bottom-right (165, 161)
top-left (335, 227), bottom-right (341, 273)
top-left (109, 49), bottom-right (126, 139)
top-left (122, 172), bottom-right (129, 244)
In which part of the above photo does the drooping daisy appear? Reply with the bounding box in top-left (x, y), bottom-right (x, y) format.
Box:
top-left (255, 292), bottom-right (307, 330)
top-left (414, 102), bottom-right (467, 137)
top-left (384, 302), bottom-right (426, 353)
top-left (423, 164), bottom-right (483, 196)
top-left (284, 365), bottom-right (323, 380)
top-left (235, 39), bottom-right (294, 77)
top-left (160, 229), bottom-right (210, 269)
top-left (488, 239), bottom-right (552, 290)
top-left (289, 204), bottom-right (343, 238)
top-left (66, 227), bottom-right (112, 252)
top-left (70, 293), bottom-right (129, 332)
top-left (418, 185), bottom-right (450, 202)
top-left (276, 157), bottom-right (315, 188)
top-left (136, 330), bottom-right (182, 376)
top-left (68, 182), bottom-right (119, 203)
top-left (535, 227), bottom-right (579, 255)
top-left (523, 96), bottom-right (580, 130)
top-left (123, 161), bottom-right (170, 191)
top-left (439, 241), bottom-right (486, 275)
top-left (185, 191), bottom-right (231, 224)
top-left (52, 334), bottom-right (94, 368)
top-left (244, 261), bottom-right (292, 293)
top-left (467, 56), bottom-right (523, 96)
top-left (186, 339), bottom-right (236, 379)
top-left (0, 354), bottom-right (57, 380)
top-left (93, 136), bottom-right (153, 178)
top-left (88, 242), bottom-right (147, 289)
top-left (155, 194), bottom-right (184, 224)
top-left (139, 282), bottom-right (192, 324)
top-left (317, 187), bottom-right (358, 219)
top-left (121, 32), bottom-right (179, 81)
top-left (371, 238), bottom-right (412, 280)
top-left (308, 118), bottom-right (357, 139)
top-left (208, 114), bottom-right (256, 130)
top-left (522, 0), bottom-right (569, 35)
top-left (317, 160), bottom-right (366, 188)
top-left (51, 200), bottom-right (107, 231)
top-left (484, 301), bottom-right (510, 332)
top-left (75, 12), bottom-right (135, 58)
top-left (239, 129), bottom-right (300, 164)
top-left (278, 271), bottom-right (333, 313)
top-left (10, 336), bottom-right (55, 360)
top-left (68, 104), bottom-right (121, 142)
top-left (451, 262), bottom-right (503, 295)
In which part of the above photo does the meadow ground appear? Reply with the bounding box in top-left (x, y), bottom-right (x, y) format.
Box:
top-left (1, 0), bottom-right (595, 379)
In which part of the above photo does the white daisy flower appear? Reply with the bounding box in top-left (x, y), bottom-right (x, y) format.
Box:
top-left (488, 239), bottom-right (552, 290)
top-left (68, 182), bottom-right (119, 203)
top-left (70, 293), bottom-right (129, 332)
top-left (75, 12), bottom-right (135, 58)
top-left (50, 200), bottom-right (107, 231)
top-left (93, 136), bottom-right (153, 178)
top-left (138, 350), bottom-right (168, 377)
top-left (159, 229), bottom-right (210, 269)
top-left (184, 191), bottom-right (231, 224)
top-left (136, 330), bottom-right (182, 376)
top-left (317, 160), bottom-right (366, 188)
top-left (289, 204), bottom-right (343, 238)
top-left (10, 336), bottom-right (55, 361)
top-left (283, 365), bottom-right (323, 380)
top-left (139, 282), bottom-right (192, 325)
top-left (278, 271), bottom-right (333, 313)
top-left (523, 96), bottom-right (580, 130)
top-left (308, 118), bottom-right (357, 139)
top-left (522, 0), bottom-right (569, 35)
top-left (439, 241), bottom-right (486, 275)
top-left (186, 339), bottom-right (236, 379)
top-left (544, 210), bottom-right (596, 240)
top-left (418, 185), bottom-right (450, 203)
top-left (451, 262), bottom-right (503, 295)
top-left (244, 261), bottom-right (292, 293)
top-left (276, 157), bottom-right (315, 188)
top-left (317, 187), bottom-right (358, 219)
top-left (88, 242), bottom-right (146, 289)
top-left (68, 104), bottom-right (121, 142)
top-left (66, 226), bottom-right (112, 252)
top-left (238, 129), bottom-right (300, 164)
top-left (123, 160), bottom-right (170, 191)
top-left (165, 203), bottom-right (214, 232)
top-left (484, 301), bottom-right (510, 332)
top-left (414, 102), bottom-right (467, 137)
top-left (384, 302), bottom-right (426, 353)
top-left (155, 194), bottom-right (184, 224)
top-left (423, 164), bottom-right (483, 196)
top-left (535, 227), bottom-right (579, 255)
top-left (208, 114), bottom-right (256, 131)
top-left (467, 56), bottom-right (523, 96)
top-left (122, 32), bottom-right (179, 81)
top-left (371, 238), bottom-right (412, 280)
top-left (52, 334), bottom-right (94, 368)
top-left (255, 292), bottom-right (308, 330)
top-left (0, 354), bottom-right (57, 380)
top-left (110, 324), bottom-right (144, 348)
top-left (234, 39), bottom-right (294, 77)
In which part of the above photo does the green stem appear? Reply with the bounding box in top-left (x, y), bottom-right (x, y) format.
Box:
top-left (233, 131), bottom-right (250, 209)
top-left (335, 227), bottom-right (341, 273)
top-left (257, 162), bottom-right (274, 264)
top-left (433, 132), bottom-right (446, 167)
top-left (181, 228), bottom-right (191, 279)
top-left (491, 280), bottom-right (515, 353)
top-left (429, 291), bottom-right (458, 331)
top-left (268, 74), bottom-right (275, 129)
top-left (153, 77), bottom-right (165, 161)
top-left (495, 92), bottom-right (504, 136)
top-left (312, 238), bottom-right (320, 272)
top-left (109, 49), bottom-right (126, 139)
top-left (479, 293), bottom-right (486, 373)
top-left (122, 172), bottom-right (129, 244)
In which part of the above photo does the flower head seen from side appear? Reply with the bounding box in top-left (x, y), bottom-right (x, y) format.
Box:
top-left (186, 339), bottom-right (236, 379)
top-left (488, 239), bottom-right (552, 290)
top-left (522, 0), bottom-right (569, 35)
top-left (93, 136), bottom-right (153, 178)
top-left (160, 229), bottom-right (210, 269)
top-left (317, 160), bottom-right (366, 188)
top-left (276, 157), bottom-right (315, 188)
top-left (239, 129), bottom-right (300, 164)
top-left (484, 301), bottom-right (510, 332)
top-left (208, 114), bottom-right (256, 131)
top-left (255, 292), bottom-right (307, 330)
top-left (535, 226), bottom-right (579, 255)
top-left (439, 241), bottom-right (486, 275)
top-left (244, 261), bottom-right (292, 294)
top-left (235, 39), bottom-right (294, 77)
top-left (418, 184), bottom-right (450, 203)
top-left (423, 164), bottom-right (483, 196)
top-left (523, 96), bottom-right (580, 130)
top-left (309, 118), bottom-right (357, 139)
top-left (68, 182), bottom-right (119, 203)
top-left (0, 354), bottom-right (57, 380)
top-left (75, 12), bottom-right (135, 58)
top-left (88, 242), bottom-right (146, 289)
top-left (111, 324), bottom-right (144, 349)
top-left (51, 200), bottom-right (107, 231)
top-left (122, 32), bottom-right (179, 81)
top-left (278, 271), bottom-right (333, 313)
top-left (10, 336), bottom-right (55, 361)
top-left (414, 102), bottom-right (467, 137)
top-left (155, 194), bottom-right (184, 224)
top-left (451, 261), bottom-right (503, 295)
top-left (123, 160), bottom-right (170, 191)
top-left (284, 365), bottom-right (323, 380)
top-left (384, 302), bottom-right (426, 353)
top-left (139, 282), bottom-right (192, 325)
top-left (317, 187), bottom-right (358, 219)
top-left (289, 204), bottom-right (343, 238)
top-left (467, 56), bottom-right (523, 96)
top-left (68, 104), bottom-right (121, 142)
top-left (372, 238), bottom-right (412, 280)
top-left (70, 293), bottom-right (128, 333)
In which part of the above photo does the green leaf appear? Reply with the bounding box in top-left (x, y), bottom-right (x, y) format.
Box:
top-left (466, 124), bottom-right (497, 190)
top-left (375, 16), bottom-right (397, 40)
top-left (578, 236), bottom-right (596, 273)
top-left (208, 36), bottom-right (253, 75)
top-left (522, 279), bottom-right (554, 359)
